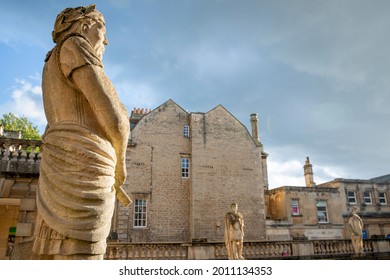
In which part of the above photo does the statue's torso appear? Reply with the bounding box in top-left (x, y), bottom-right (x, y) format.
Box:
top-left (42, 37), bottom-right (106, 137)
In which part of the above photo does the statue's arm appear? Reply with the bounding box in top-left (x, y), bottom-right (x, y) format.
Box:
top-left (72, 65), bottom-right (130, 188)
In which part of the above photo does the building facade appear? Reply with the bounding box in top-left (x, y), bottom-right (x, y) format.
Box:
top-left (0, 136), bottom-right (41, 259)
top-left (319, 176), bottom-right (390, 239)
top-left (266, 158), bottom-right (390, 241)
top-left (113, 100), bottom-right (268, 243)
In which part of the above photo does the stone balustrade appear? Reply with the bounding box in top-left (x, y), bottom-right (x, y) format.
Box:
top-left (312, 239), bottom-right (373, 255)
top-left (105, 242), bottom-right (188, 260)
top-left (105, 239), bottom-right (390, 260)
top-left (214, 241), bottom-right (293, 259)
top-left (0, 138), bottom-right (42, 174)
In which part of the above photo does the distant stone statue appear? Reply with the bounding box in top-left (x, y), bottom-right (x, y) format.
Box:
top-left (347, 206), bottom-right (364, 255)
top-left (225, 202), bottom-right (245, 260)
top-left (33, 4), bottom-right (131, 260)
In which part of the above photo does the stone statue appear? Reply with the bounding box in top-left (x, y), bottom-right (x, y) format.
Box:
top-left (224, 202), bottom-right (245, 260)
top-left (347, 206), bottom-right (364, 255)
top-left (33, 4), bottom-right (131, 260)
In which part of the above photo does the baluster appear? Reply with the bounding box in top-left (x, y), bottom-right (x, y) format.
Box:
top-left (151, 245), bottom-right (157, 259)
top-left (164, 245), bottom-right (169, 259)
top-left (157, 245), bottom-right (164, 258)
top-left (128, 245), bottom-right (134, 259)
top-left (133, 245), bottom-right (140, 259)
top-left (20, 144), bottom-right (28, 161)
top-left (174, 245), bottom-right (181, 259)
top-left (2, 144), bottom-right (10, 161)
top-left (140, 244), bottom-right (145, 259)
top-left (11, 145), bottom-right (18, 161)
top-left (181, 245), bottom-right (187, 259)
top-left (28, 144), bottom-right (37, 162)
top-left (250, 243), bottom-right (256, 257)
top-left (121, 245), bottom-right (128, 260)
top-left (340, 240), bottom-right (344, 254)
top-left (36, 151), bottom-right (42, 163)
top-left (320, 241), bottom-right (325, 254)
top-left (114, 246), bottom-right (121, 260)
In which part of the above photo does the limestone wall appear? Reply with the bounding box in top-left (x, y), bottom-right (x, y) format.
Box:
top-left (117, 100), bottom-right (267, 242)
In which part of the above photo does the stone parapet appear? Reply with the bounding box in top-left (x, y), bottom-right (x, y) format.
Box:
top-left (0, 138), bottom-right (42, 175)
top-left (105, 239), bottom-right (390, 260)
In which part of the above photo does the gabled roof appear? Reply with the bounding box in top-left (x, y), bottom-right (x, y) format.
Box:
top-left (152, 99), bottom-right (189, 115)
top-left (131, 99), bottom-right (261, 148)
top-left (202, 104), bottom-right (261, 147)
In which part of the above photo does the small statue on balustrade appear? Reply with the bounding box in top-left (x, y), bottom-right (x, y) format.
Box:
top-left (347, 206), bottom-right (364, 256)
top-left (225, 202), bottom-right (245, 260)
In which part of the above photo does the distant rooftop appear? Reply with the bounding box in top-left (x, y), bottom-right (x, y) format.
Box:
top-left (370, 174), bottom-right (390, 183)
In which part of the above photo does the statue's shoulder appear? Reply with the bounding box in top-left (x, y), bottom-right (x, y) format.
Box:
top-left (59, 35), bottom-right (102, 76)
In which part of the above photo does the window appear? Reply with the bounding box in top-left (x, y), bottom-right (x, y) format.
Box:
top-left (292, 200), bottom-right (299, 215)
top-left (363, 191), bottom-right (372, 204)
top-left (347, 191), bottom-right (357, 204)
top-left (133, 199), bottom-right (147, 227)
top-left (316, 200), bottom-right (328, 223)
top-left (181, 158), bottom-right (190, 178)
top-left (379, 192), bottom-right (387, 204)
top-left (183, 124), bottom-right (189, 138)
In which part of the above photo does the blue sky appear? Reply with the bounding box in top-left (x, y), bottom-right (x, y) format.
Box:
top-left (1, 0), bottom-right (389, 188)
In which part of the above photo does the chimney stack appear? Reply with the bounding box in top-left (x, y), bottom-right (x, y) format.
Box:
top-left (250, 113), bottom-right (261, 147)
top-left (304, 157), bottom-right (316, 187)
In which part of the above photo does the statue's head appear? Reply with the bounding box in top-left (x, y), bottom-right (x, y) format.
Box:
top-left (351, 206), bottom-right (358, 214)
top-left (52, 4), bottom-right (107, 59)
top-left (231, 202), bottom-right (238, 212)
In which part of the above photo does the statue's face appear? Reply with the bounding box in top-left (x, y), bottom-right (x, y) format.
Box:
top-left (84, 19), bottom-right (108, 59)
top-left (231, 204), bottom-right (238, 213)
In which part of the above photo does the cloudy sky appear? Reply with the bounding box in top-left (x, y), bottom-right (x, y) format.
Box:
top-left (0, 0), bottom-right (389, 189)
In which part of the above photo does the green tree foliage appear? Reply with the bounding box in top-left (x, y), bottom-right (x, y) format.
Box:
top-left (0, 113), bottom-right (41, 140)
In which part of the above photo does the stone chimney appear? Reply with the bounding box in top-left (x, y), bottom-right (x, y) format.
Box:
top-left (250, 113), bottom-right (261, 147)
top-left (129, 108), bottom-right (152, 130)
top-left (304, 157), bottom-right (316, 187)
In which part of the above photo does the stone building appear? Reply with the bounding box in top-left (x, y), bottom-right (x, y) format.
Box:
top-left (113, 99), bottom-right (268, 243)
top-left (0, 135), bottom-right (41, 259)
top-left (319, 175), bottom-right (390, 239)
top-left (265, 157), bottom-right (390, 241)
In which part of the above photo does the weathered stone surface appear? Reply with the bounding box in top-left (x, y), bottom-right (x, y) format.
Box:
top-left (33, 4), bottom-right (130, 260)
top-left (116, 100), bottom-right (267, 243)
top-left (225, 203), bottom-right (245, 260)
top-left (347, 206), bottom-right (364, 255)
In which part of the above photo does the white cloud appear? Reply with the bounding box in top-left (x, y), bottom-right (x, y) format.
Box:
top-left (114, 79), bottom-right (162, 111)
top-left (267, 157), bottom-right (347, 189)
top-left (267, 159), bottom-right (304, 188)
top-left (265, 142), bottom-right (347, 189)
top-left (178, 42), bottom-right (260, 80)
top-left (0, 77), bottom-right (46, 133)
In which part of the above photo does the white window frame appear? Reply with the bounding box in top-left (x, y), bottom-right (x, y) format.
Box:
top-left (347, 191), bottom-right (357, 204)
top-left (133, 199), bottom-right (147, 228)
top-left (292, 199), bottom-right (300, 216)
top-left (181, 157), bottom-right (190, 178)
top-left (379, 192), bottom-right (387, 205)
top-left (316, 200), bottom-right (329, 223)
top-left (183, 124), bottom-right (190, 138)
top-left (363, 191), bottom-right (372, 204)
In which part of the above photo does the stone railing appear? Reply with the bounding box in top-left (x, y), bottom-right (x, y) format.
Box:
top-left (105, 242), bottom-right (188, 260)
top-left (105, 239), bottom-right (390, 260)
top-left (214, 241), bottom-right (293, 259)
top-left (0, 138), bottom-right (42, 174)
top-left (312, 239), bottom-right (373, 255)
